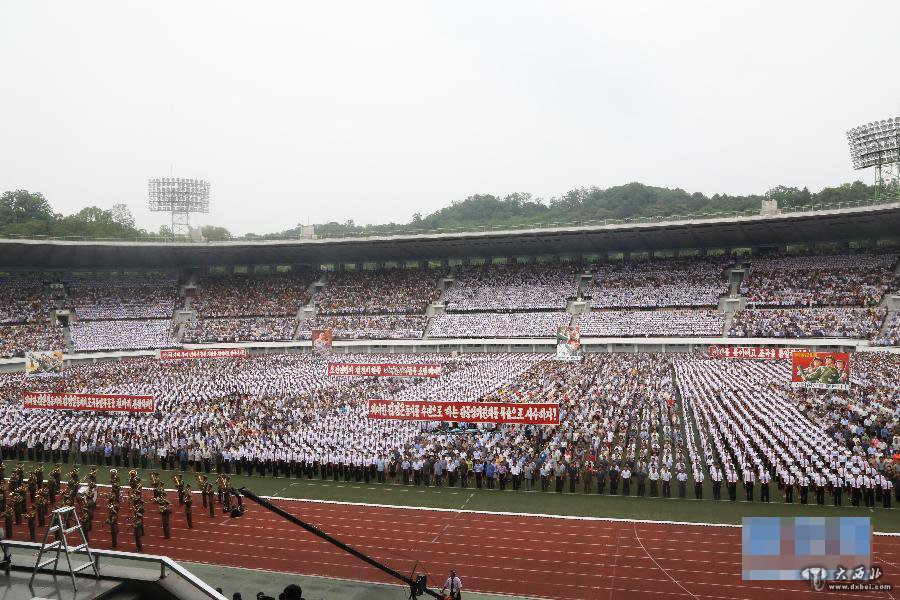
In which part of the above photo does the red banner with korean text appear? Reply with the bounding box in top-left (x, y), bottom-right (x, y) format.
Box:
top-left (367, 400), bottom-right (559, 425)
top-left (24, 391), bottom-right (155, 413)
top-left (328, 363), bottom-right (442, 378)
top-left (791, 351), bottom-right (851, 390)
top-left (709, 345), bottom-right (803, 360)
top-left (159, 348), bottom-right (247, 360)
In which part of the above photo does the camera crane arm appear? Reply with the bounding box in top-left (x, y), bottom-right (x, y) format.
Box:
top-left (238, 488), bottom-right (441, 599)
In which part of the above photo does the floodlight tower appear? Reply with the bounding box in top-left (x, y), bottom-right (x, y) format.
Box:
top-left (846, 117), bottom-right (900, 202)
top-left (148, 178), bottom-right (210, 239)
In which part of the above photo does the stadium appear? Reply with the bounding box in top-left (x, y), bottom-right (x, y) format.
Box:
top-left (0, 191), bottom-right (898, 599)
top-left (3, 3), bottom-right (900, 600)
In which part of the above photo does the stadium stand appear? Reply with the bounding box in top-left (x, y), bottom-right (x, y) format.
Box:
top-left (194, 272), bottom-right (315, 318)
top-left (740, 251), bottom-right (899, 307)
top-left (296, 315), bottom-right (428, 340)
top-left (429, 311), bottom-right (571, 338)
top-left (874, 312), bottom-right (900, 346)
top-left (0, 276), bottom-right (50, 324)
top-left (728, 307), bottom-right (886, 339)
top-left (0, 324), bottom-right (65, 358)
top-left (589, 257), bottom-right (730, 308)
top-left (578, 309), bottom-right (725, 337)
top-left (315, 268), bottom-right (441, 315)
top-left (182, 317), bottom-right (298, 343)
top-left (444, 262), bottom-right (581, 312)
top-left (66, 276), bottom-right (179, 320)
top-left (70, 319), bottom-right (180, 351)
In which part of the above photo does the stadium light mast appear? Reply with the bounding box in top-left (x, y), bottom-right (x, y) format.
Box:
top-left (148, 177), bottom-right (210, 239)
top-left (846, 117), bottom-right (900, 202)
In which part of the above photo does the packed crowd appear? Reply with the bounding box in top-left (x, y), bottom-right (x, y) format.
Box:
top-left (873, 312), bottom-right (900, 346)
top-left (728, 308), bottom-right (886, 338)
top-left (444, 263), bottom-right (580, 312)
top-left (429, 312), bottom-right (571, 338)
top-left (315, 268), bottom-right (441, 315)
top-left (70, 319), bottom-right (180, 352)
top-left (182, 317), bottom-right (298, 343)
top-left (194, 273), bottom-right (315, 318)
top-left (0, 324), bottom-right (65, 359)
top-left (578, 310), bottom-right (725, 337)
top-left (67, 276), bottom-right (179, 320)
top-left (0, 350), bottom-right (897, 506)
top-left (740, 252), bottom-right (899, 307)
top-left (590, 258), bottom-right (730, 308)
top-left (0, 277), bottom-right (49, 324)
top-left (676, 353), bottom-right (900, 506)
top-left (296, 315), bottom-right (428, 340)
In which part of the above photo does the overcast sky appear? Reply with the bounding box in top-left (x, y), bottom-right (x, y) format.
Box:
top-left (2, 2), bottom-right (899, 235)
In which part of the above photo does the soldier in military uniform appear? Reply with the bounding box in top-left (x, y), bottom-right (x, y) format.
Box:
top-left (26, 507), bottom-right (36, 541)
top-left (196, 474), bottom-right (208, 507)
top-left (173, 473), bottom-right (185, 506)
top-left (79, 507), bottom-right (91, 542)
top-left (206, 480), bottom-right (215, 518)
top-left (3, 505), bottom-right (13, 537)
top-left (157, 497), bottom-right (172, 539)
top-left (133, 512), bottom-right (144, 552)
top-left (797, 355), bottom-right (826, 382)
top-left (35, 489), bottom-right (47, 527)
top-left (107, 501), bottom-right (119, 548)
top-left (184, 484), bottom-right (193, 529)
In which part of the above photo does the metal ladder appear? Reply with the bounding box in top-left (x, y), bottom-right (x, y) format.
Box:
top-left (30, 505), bottom-right (99, 591)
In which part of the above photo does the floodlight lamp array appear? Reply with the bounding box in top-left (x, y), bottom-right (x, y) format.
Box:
top-left (148, 178), bottom-right (211, 213)
top-left (846, 117), bottom-right (900, 170)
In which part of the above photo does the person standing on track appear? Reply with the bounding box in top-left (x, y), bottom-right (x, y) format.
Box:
top-left (441, 569), bottom-right (463, 600)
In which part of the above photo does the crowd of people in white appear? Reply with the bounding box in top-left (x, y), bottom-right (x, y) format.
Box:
top-left (729, 308), bottom-right (886, 339)
top-left (741, 252), bottom-right (899, 307)
top-left (67, 276), bottom-right (178, 320)
top-left (70, 319), bottom-right (179, 352)
top-left (578, 310), bottom-right (725, 337)
top-left (429, 312), bottom-right (572, 338)
top-left (297, 315), bottom-right (428, 340)
top-left (0, 324), bottom-right (65, 359)
top-left (444, 263), bottom-right (580, 312)
top-left (874, 312), bottom-right (900, 347)
top-left (590, 258), bottom-right (729, 308)
top-left (0, 350), bottom-right (897, 505)
top-left (676, 353), bottom-right (899, 505)
top-left (182, 317), bottom-right (298, 344)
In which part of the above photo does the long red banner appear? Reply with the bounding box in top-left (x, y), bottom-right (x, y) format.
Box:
top-left (159, 348), bottom-right (247, 360)
top-left (709, 345), bottom-right (803, 360)
top-left (24, 391), bottom-right (155, 413)
top-left (328, 363), bottom-right (442, 378)
top-left (367, 400), bottom-right (559, 424)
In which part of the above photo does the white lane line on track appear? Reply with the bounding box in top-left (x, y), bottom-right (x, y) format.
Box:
top-left (633, 523), bottom-right (700, 599)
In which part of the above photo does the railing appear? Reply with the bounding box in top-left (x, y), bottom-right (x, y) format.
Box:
top-left (1, 539), bottom-right (226, 600)
top-left (1, 198), bottom-right (897, 244)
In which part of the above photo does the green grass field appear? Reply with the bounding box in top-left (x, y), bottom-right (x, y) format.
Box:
top-left (10, 459), bottom-right (900, 532)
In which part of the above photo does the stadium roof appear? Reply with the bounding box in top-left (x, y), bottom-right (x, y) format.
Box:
top-left (1, 202), bottom-right (899, 269)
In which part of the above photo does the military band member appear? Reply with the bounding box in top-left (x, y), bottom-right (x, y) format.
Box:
top-left (79, 507), bottom-right (91, 542)
top-left (676, 469), bottom-right (687, 498)
top-left (35, 489), bottom-right (47, 527)
top-left (882, 476), bottom-right (893, 508)
top-left (783, 472), bottom-right (795, 503)
top-left (710, 464), bottom-right (722, 500)
top-left (107, 503), bottom-right (119, 549)
top-left (26, 507), bottom-right (36, 542)
top-left (158, 497), bottom-right (172, 539)
top-left (798, 472), bottom-right (809, 504)
top-left (206, 482), bottom-right (215, 518)
top-left (3, 505), bottom-right (12, 537)
top-left (174, 473), bottom-right (185, 506)
top-left (133, 512), bottom-right (144, 552)
top-left (815, 472), bottom-right (826, 505)
top-left (184, 484), bottom-right (193, 529)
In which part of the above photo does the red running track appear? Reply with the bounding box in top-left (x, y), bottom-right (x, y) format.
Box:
top-left (10, 492), bottom-right (900, 600)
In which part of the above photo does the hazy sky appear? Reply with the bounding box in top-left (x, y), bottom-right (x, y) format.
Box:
top-left (2, 2), bottom-right (899, 235)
